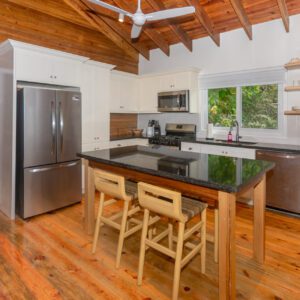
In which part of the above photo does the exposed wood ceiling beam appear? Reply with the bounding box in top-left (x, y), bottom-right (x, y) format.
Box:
top-left (186, 0), bottom-right (220, 46)
top-left (276, 0), bottom-right (289, 32)
top-left (146, 0), bottom-right (193, 52)
top-left (112, 0), bottom-right (170, 56)
top-left (63, 0), bottom-right (149, 60)
top-left (229, 0), bottom-right (252, 40)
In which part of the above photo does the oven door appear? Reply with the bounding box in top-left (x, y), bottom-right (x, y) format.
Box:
top-left (158, 91), bottom-right (189, 112)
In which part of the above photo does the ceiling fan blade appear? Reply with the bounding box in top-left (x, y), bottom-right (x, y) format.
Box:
top-left (131, 24), bottom-right (143, 39)
top-left (87, 0), bottom-right (132, 17)
top-left (145, 6), bottom-right (195, 22)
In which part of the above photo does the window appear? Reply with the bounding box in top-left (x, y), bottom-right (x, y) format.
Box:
top-left (208, 84), bottom-right (279, 130)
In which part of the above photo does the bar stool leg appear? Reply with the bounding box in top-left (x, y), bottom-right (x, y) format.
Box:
top-left (168, 220), bottom-right (173, 250)
top-left (116, 200), bottom-right (130, 269)
top-left (172, 221), bottom-right (185, 300)
top-left (214, 209), bottom-right (219, 263)
top-left (138, 209), bottom-right (150, 286)
top-left (201, 209), bottom-right (207, 274)
top-left (92, 192), bottom-right (105, 254)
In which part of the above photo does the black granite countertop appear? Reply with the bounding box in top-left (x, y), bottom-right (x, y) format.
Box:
top-left (78, 145), bottom-right (274, 193)
top-left (186, 138), bottom-right (300, 153)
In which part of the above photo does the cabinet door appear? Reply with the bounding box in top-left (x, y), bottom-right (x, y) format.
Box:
top-left (81, 64), bottom-right (110, 145)
top-left (139, 77), bottom-right (158, 112)
top-left (200, 144), bottom-right (256, 159)
top-left (119, 76), bottom-right (139, 111)
top-left (110, 75), bottom-right (121, 111)
top-left (51, 57), bottom-right (81, 86)
top-left (181, 142), bottom-right (201, 153)
top-left (15, 49), bottom-right (53, 84)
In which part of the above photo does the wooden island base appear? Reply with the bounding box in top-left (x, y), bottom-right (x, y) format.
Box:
top-left (0, 201), bottom-right (299, 299)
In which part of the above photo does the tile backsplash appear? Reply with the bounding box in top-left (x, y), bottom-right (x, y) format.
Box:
top-left (138, 113), bottom-right (200, 135)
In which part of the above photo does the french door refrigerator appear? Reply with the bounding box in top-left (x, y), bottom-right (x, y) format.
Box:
top-left (16, 83), bottom-right (82, 218)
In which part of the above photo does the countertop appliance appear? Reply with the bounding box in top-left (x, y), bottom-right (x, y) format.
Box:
top-left (149, 123), bottom-right (196, 148)
top-left (158, 90), bottom-right (189, 112)
top-left (16, 82), bottom-right (82, 218)
top-left (256, 150), bottom-right (300, 214)
top-left (153, 121), bottom-right (161, 137)
top-left (146, 120), bottom-right (155, 137)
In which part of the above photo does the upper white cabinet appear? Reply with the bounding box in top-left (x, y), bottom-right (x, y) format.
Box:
top-left (14, 44), bottom-right (87, 86)
top-left (110, 71), bottom-right (139, 112)
top-left (138, 76), bottom-right (159, 113)
top-left (158, 71), bottom-right (198, 92)
top-left (109, 68), bottom-right (200, 113)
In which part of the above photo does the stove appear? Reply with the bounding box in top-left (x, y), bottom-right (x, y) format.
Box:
top-left (148, 123), bottom-right (196, 148)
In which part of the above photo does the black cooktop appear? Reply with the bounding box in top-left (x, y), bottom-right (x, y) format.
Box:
top-left (149, 135), bottom-right (196, 147)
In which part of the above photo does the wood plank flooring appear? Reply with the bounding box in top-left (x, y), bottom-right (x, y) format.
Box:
top-left (0, 197), bottom-right (299, 300)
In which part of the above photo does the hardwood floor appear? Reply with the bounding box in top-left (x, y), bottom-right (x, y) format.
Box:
top-left (0, 197), bottom-right (299, 300)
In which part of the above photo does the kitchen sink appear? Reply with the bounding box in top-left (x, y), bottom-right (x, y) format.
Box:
top-left (215, 139), bottom-right (257, 145)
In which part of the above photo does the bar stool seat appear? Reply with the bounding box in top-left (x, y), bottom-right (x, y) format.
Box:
top-left (92, 169), bottom-right (143, 269)
top-left (137, 182), bottom-right (207, 300)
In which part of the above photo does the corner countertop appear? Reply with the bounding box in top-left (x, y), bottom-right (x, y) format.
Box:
top-left (78, 145), bottom-right (274, 193)
top-left (188, 138), bottom-right (300, 153)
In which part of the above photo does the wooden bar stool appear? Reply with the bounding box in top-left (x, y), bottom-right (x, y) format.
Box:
top-left (137, 182), bottom-right (207, 300)
top-left (92, 169), bottom-right (143, 269)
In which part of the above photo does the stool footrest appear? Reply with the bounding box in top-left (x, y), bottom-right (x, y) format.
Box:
top-left (145, 238), bottom-right (176, 259)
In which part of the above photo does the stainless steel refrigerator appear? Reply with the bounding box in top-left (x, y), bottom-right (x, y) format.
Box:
top-left (16, 82), bottom-right (82, 218)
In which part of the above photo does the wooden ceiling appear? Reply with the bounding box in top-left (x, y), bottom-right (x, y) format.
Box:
top-left (0, 0), bottom-right (300, 74)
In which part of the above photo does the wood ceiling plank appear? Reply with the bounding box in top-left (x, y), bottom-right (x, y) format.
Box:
top-left (63, 0), bottom-right (141, 60)
top-left (0, 1), bottom-right (138, 73)
top-left (6, 0), bottom-right (93, 29)
top-left (186, 0), bottom-right (220, 46)
top-left (229, 0), bottom-right (253, 40)
top-left (112, 0), bottom-right (170, 56)
top-left (146, 0), bottom-right (193, 52)
top-left (276, 0), bottom-right (289, 32)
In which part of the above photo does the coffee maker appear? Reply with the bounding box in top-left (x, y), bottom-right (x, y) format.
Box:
top-left (153, 121), bottom-right (161, 137)
top-left (146, 120), bottom-right (155, 137)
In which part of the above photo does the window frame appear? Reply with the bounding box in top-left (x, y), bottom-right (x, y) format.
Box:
top-left (201, 82), bottom-right (284, 138)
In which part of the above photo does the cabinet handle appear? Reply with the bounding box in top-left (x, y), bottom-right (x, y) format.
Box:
top-left (117, 144), bottom-right (122, 147)
top-left (54, 75), bottom-right (57, 79)
top-left (188, 147), bottom-right (192, 151)
top-left (50, 75), bottom-right (53, 79)
top-left (120, 106), bottom-right (124, 109)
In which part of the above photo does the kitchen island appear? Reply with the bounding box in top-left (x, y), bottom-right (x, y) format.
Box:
top-left (78, 145), bottom-right (274, 300)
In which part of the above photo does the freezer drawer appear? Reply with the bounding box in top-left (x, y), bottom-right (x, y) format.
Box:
top-left (20, 160), bottom-right (82, 218)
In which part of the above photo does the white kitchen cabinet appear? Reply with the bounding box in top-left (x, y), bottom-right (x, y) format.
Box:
top-left (110, 71), bottom-right (139, 112)
top-left (158, 71), bottom-right (198, 92)
top-left (181, 142), bottom-right (202, 153)
top-left (138, 76), bottom-right (159, 113)
top-left (181, 142), bottom-right (256, 159)
top-left (81, 61), bottom-right (113, 147)
top-left (14, 45), bottom-right (86, 86)
top-left (109, 138), bottom-right (148, 148)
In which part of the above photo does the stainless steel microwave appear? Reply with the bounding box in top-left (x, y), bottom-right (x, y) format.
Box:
top-left (158, 90), bottom-right (189, 112)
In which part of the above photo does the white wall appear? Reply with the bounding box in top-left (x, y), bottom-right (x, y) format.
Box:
top-left (139, 15), bottom-right (300, 145)
top-left (139, 15), bottom-right (300, 75)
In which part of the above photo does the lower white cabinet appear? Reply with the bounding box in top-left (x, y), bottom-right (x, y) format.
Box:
top-left (109, 138), bottom-right (149, 148)
top-left (181, 142), bottom-right (256, 159)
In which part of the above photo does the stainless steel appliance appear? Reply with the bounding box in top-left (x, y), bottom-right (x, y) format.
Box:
top-left (158, 90), bottom-right (189, 112)
top-left (256, 150), bottom-right (300, 214)
top-left (16, 82), bottom-right (82, 218)
top-left (149, 123), bottom-right (196, 148)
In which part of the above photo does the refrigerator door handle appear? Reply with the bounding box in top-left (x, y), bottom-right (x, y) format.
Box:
top-left (59, 102), bottom-right (64, 155)
top-left (29, 162), bottom-right (79, 173)
top-left (51, 101), bottom-right (56, 156)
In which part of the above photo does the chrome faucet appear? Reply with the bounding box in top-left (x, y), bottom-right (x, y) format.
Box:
top-left (232, 120), bottom-right (242, 142)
